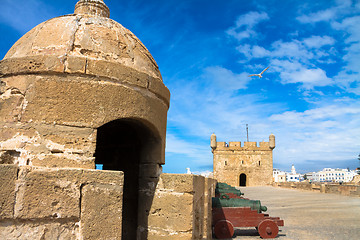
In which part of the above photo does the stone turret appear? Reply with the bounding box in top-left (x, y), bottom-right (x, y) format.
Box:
top-left (269, 133), bottom-right (275, 149)
top-left (211, 133), bottom-right (217, 152)
top-left (0, 1), bottom-right (170, 238)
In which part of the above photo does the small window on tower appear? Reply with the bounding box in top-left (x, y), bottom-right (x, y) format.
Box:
top-left (242, 160), bottom-right (244, 164)
top-left (259, 161), bottom-right (261, 166)
top-left (225, 161), bottom-right (227, 166)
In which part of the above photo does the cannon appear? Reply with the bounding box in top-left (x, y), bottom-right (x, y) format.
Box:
top-left (212, 183), bottom-right (284, 239)
top-left (215, 188), bottom-right (244, 197)
top-left (212, 198), bottom-right (267, 213)
top-left (215, 182), bottom-right (244, 198)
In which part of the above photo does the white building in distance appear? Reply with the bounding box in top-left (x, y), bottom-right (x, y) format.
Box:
top-left (273, 168), bottom-right (287, 182)
top-left (308, 168), bottom-right (357, 183)
top-left (286, 165), bottom-right (302, 182)
top-left (273, 165), bottom-right (302, 183)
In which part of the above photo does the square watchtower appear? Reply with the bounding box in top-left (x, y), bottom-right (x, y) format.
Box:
top-left (211, 133), bottom-right (275, 187)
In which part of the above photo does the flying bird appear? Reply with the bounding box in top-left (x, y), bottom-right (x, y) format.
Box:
top-left (248, 66), bottom-right (269, 78)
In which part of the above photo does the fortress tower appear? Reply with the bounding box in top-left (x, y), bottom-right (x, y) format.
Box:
top-left (211, 133), bottom-right (275, 187)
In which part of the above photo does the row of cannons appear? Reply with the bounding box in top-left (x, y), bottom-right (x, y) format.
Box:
top-left (212, 183), bottom-right (284, 239)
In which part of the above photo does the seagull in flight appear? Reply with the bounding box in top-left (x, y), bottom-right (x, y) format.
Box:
top-left (248, 66), bottom-right (269, 78)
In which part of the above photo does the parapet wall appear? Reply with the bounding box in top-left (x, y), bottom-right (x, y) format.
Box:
top-left (0, 164), bottom-right (124, 239)
top-left (274, 182), bottom-right (360, 197)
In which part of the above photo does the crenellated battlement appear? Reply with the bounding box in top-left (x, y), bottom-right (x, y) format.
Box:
top-left (211, 133), bottom-right (275, 152)
top-left (215, 141), bottom-right (271, 151)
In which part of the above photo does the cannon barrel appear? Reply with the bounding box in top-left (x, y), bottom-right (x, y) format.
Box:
top-left (215, 188), bottom-right (244, 196)
top-left (217, 182), bottom-right (231, 188)
top-left (212, 197), bottom-right (267, 213)
top-left (216, 182), bottom-right (236, 189)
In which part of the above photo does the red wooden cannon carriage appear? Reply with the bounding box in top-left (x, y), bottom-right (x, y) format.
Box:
top-left (212, 205), bottom-right (284, 239)
top-left (212, 183), bottom-right (284, 239)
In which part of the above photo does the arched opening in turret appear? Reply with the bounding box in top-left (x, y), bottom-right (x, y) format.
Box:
top-left (239, 173), bottom-right (247, 187)
top-left (94, 118), bottom-right (162, 239)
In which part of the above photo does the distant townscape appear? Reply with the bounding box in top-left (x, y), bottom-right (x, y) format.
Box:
top-left (273, 165), bottom-right (358, 183)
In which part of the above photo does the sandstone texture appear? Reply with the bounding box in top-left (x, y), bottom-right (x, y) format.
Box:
top-left (0, 164), bottom-right (18, 218)
top-left (148, 174), bottom-right (216, 240)
top-left (0, 164), bottom-right (124, 240)
top-left (81, 183), bottom-right (123, 240)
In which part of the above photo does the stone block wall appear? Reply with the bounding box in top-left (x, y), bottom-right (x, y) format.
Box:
top-left (0, 165), bottom-right (124, 240)
top-left (147, 174), bottom-right (216, 240)
top-left (274, 182), bottom-right (360, 197)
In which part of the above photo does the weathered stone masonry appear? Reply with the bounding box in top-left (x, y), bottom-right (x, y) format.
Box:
top-left (0, 165), bottom-right (124, 239)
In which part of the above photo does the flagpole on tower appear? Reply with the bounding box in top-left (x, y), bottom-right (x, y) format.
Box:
top-left (246, 124), bottom-right (249, 142)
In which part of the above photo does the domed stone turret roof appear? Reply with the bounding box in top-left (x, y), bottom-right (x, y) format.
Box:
top-left (4, 0), bottom-right (161, 79)
top-left (0, 0), bottom-right (169, 168)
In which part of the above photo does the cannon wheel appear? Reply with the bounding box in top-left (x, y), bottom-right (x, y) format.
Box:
top-left (257, 219), bottom-right (278, 239)
top-left (214, 220), bottom-right (234, 239)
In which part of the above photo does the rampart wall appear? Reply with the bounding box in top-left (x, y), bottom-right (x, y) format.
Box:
top-left (274, 182), bottom-right (360, 197)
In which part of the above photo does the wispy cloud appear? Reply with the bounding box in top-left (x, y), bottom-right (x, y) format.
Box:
top-left (226, 11), bottom-right (269, 42)
top-left (271, 60), bottom-right (333, 89)
top-left (203, 66), bottom-right (251, 90)
top-left (297, 9), bottom-right (336, 23)
top-left (302, 36), bottom-right (335, 48)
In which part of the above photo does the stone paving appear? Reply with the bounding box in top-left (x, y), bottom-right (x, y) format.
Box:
top-left (216, 186), bottom-right (360, 240)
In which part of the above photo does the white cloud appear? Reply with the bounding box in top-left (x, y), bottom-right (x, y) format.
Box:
top-left (271, 40), bottom-right (312, 60)
top-left (236, 44), bottom-right (271, 59)
top-left (297, 9), bottom-right (336, 23)
top-left (303, 36), bottom-right (335, 48)
top-left (279, 68), bottom-right (333, 89)
top-left (203, 66), bottom-right (251, 90)
top-left (165, 134), bottom-right (206, 156)
top-left (237, 36), bottom-right (335, 62)
top-left (226, 11), bottom-right (269, 41)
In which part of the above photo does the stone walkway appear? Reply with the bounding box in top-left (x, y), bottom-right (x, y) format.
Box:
top-left (216, 186), bottom-right (360, 240)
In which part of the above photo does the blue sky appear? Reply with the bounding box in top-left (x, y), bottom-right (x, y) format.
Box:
top-left (1, 0), bottom-right (360, 174)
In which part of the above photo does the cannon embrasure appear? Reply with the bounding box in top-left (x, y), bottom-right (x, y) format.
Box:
top-left (212, 183), bottom-right (284, 239)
